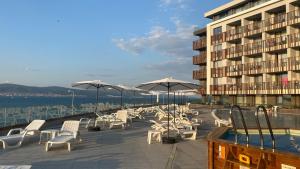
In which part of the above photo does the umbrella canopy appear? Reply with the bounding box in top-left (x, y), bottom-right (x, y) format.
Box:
top-left (72, 80), bottom-right (122, 104)
top-left (116, 85), bottom-right (145, 108)
top-left (136, 77), bottom-right (199, 92)
top-left (72, 80), bottom-right (122, 90)
top-left (136, 77), bottom-right (199, 139)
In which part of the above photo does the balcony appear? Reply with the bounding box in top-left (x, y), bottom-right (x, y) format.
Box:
top-left (225, 27), bottom-right (243, 42)
top-left (198, 86), bottom-right (206, 95)
top-left (210, 85), bottom-right (225, 95)
top-left (193, 53), bottom-right (207, 65)
top-left (193, 38), bottom-right (206, 50)
top-left (287, 9), bottom-right (300, 26)
top-left (243, 61), bottom-right (263, 75)
top-left (211, 50), bottom-right (225, 61)
top-left (211, 33), bottom-right (224, 45)
top-left (264, 13), bottom-right (287, 32)
top-left (210, 81), bottom-right (300, 95)
top-left (211, 67), bottom-right (226, 78)
top-left (225, 64), bottom-right (243, 77)
top-left (289, 57), bottom-right (300, 71)
top-left (264, 35), bottom-right (287, 53)
top-left (243, 41), bottom-right (263, 56)
top-left (264, 58), bottom-right (289, 73)
top-left (225, 45), bottom-right (243, 60)
top-left (288, 33), bottom-right (300, 48)
top-left (263, 81), bottom-right (300, 95)
top-left (193, 70), bottom-right (207, 80)
top-left (242, 82), bottom-right (264, 95)
top-left (244, 21), bottom-right (263, 38)
top-left (225, 84), bottom-right (243, 95)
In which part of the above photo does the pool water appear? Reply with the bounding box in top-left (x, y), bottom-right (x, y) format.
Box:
top-left (216, 109), bottom-right (300, 129)
top-left (222, 132), bottom-right (300, 153)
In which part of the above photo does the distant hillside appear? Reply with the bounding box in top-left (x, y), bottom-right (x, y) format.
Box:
top-left (0, 83), bottom-right (124, 97)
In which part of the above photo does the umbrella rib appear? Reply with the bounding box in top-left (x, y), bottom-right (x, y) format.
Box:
top-left (107, 85), bottom-right (122, 92)
top-left (145, 84), bottom-right (160, 91)
top-left (147, 83), bottom-right (168, 91)
top-left (169, 82), bottom-right (198, 91)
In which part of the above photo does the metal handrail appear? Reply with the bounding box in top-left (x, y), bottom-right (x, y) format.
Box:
top-left (256, 105), bottom-right (276, 152)
top-left (254, 108), bottom-right (264, 150)
top-left (229, 105), bottom-right (249, 146)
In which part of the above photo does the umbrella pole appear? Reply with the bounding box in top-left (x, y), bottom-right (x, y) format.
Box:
top-left (173, 92), bottom-right (176, 124)
top-left (167, 84), bottom-right (170, 139)
top-left (134, 91), bottom-right (136, 109)
top-left (95, 87), bottom-right (99, 113)
top-left (121, 91), bottom-right (123, 109)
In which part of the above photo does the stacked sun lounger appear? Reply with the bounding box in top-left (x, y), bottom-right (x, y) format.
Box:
top-left (147, 107), bottom-right (202, 144)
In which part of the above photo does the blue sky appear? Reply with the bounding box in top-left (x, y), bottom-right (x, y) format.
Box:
top-left (0, 0), bottom-right (230, 87)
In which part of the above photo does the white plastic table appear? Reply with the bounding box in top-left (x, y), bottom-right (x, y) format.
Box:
top-left (39, 129), bottom-right (60, 144)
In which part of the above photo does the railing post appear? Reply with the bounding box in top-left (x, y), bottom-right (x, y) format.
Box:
top-left (4, 108), bottom-right (7, 127)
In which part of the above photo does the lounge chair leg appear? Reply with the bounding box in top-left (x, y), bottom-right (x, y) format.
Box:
top-left (68, 143), bottom-right (71, 152)
top-left (0, 140), bottom-right (6, 149)
top-left (45, 142), bottom-right (49, 152)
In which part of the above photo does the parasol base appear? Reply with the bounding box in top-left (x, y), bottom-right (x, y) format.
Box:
top-left (162, 136), bottom-right (178, 144)
top-left (88, 126), bottom-right (101, 132)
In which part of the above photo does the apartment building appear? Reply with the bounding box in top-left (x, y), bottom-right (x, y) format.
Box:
top-left (192, 28), bottom-right (207, 97)
top-left (196, 0), bottom-right (300, 107)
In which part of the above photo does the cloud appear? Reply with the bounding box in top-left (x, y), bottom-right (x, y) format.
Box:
top-left (85, 73), bottom-right (115, 78)
top-left (113, 18), bottom-right (197, 59)
top-left (25, 67), bottom-right (41, 72)
top-left (145, 58), bottom-right (197, 81)
top-left (159, 0), bottom-right (187, 9)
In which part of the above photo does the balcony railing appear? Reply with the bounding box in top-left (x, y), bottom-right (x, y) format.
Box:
top-left (211, 57), bottom-right (300, 78)
top-left (193, 38), bottom-right (206, 50)
top-left (244, 41), bottom-right (263, 56)
top-left (211, 50), bottom-right (225, 61)
top-left (265, 35), bottom-right (287, 52)
top-left (244, 21), bottom-right (263, 37)
top-left (210, 81), bottom-right (300, 95)
top-left (211, 33), bottom-right (224, 45)
top-left (264, 13), bottom-right (287, 32)
top-left (225, 64), bottom-right (243, 77)
top-left (193, 70), bottom-right (207, 80)
top-left (225, 45), bottom-right (243, 59)
top-left (225, 27), bottom-right (243, 42)
top-left (210, 85), bottom-right (225, 95)
top-left (210, 10), bottom-right (300, 47)
top-left (288, 33), bottom-right (300, 48)
top-left (287, 9), bottom-right (300, 26)
top-left (211, 67), bottom-right (226, 78)
top-left (198, 87), bottom-right (206, 95)
top-left (193, 53), bottom-right (207, 65)
top-left (243, 61), bottom-right (264, 75)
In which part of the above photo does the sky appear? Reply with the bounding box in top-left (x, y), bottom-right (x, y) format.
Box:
top-left (0, 0), bottom-right (230, 87)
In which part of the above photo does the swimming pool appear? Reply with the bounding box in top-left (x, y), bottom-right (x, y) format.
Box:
top-left (208, 128), bottom-right (300, 169)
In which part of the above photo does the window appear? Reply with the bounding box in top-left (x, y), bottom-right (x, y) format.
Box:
top-left (213, 27), bottom-right (222, 35)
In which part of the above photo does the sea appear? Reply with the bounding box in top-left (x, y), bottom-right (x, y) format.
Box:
top-left (0, 95), bottom-right (193, 127)
top-left (0, 95), bottom-right (191, 108)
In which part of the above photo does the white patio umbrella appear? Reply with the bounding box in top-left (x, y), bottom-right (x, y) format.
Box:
top-left (116, 85), bottom-right (145, 108)
top-left (136, 77), bottom-right (199, 139)
top-left (72, 80), bottom-right (122, 111)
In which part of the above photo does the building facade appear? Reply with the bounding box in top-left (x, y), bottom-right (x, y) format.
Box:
top-left (192, 28), bottom-right (207, 98)
top-left (194, 0), bottom-right (300, 107)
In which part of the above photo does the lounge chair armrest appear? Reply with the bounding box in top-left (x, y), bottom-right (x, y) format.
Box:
top-left (58, 131), bottom-right (77, 138)
top-left (22, 129), bottom-right (39, 136)
top-left (7, 128), bottom-right (24, 136)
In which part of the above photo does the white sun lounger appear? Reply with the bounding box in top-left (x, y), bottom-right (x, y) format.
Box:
top-left (109, 110), bottom-right (128, 129)
top-left (45, 120), bottom-right (80, 152)
top-left (0, 120), bottom-right (45, 149)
